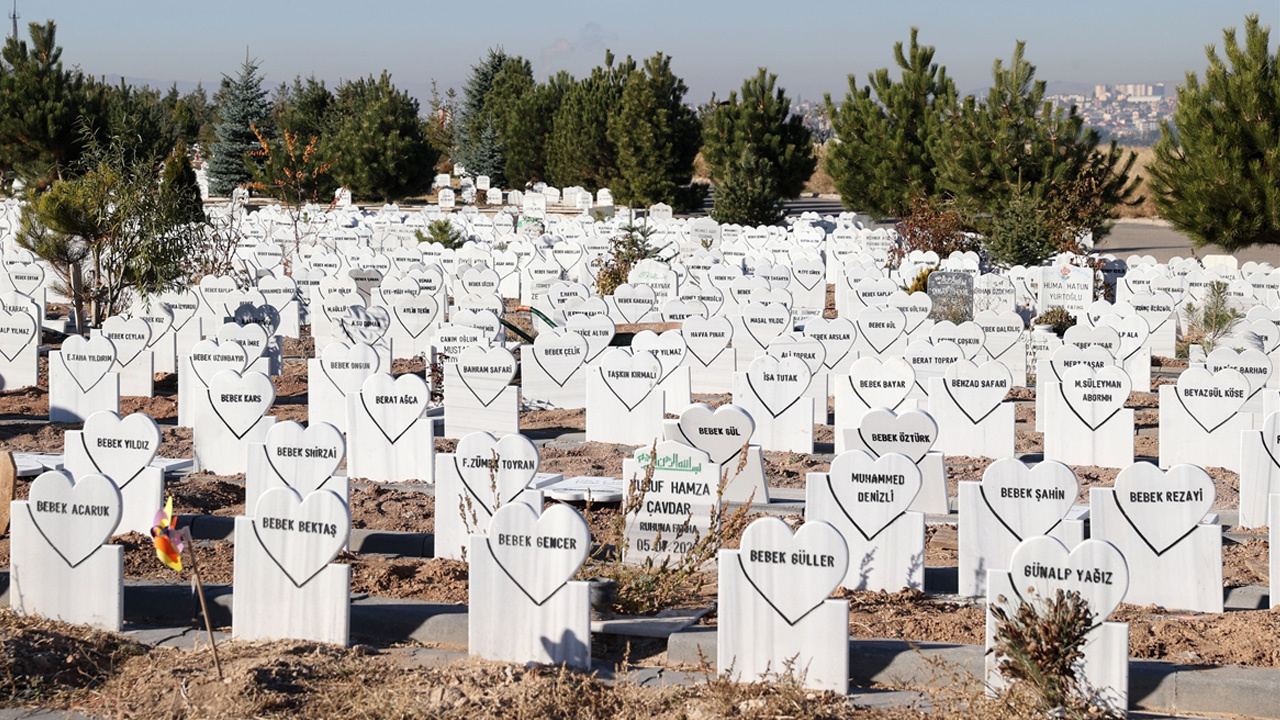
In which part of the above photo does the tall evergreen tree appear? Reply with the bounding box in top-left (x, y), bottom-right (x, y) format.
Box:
top-left (502, 71), bottom-right (571, 186)
top-left (0, 20), bottom-right (107, 192)
top-left (456, 48), bottom-right (527, 180)
top-left (324, 71), bottom-right (436, 202)
top-left (824, 28), bottom-right (956, 217)
top-left (608, 52), bottom-right (701, 208)
top-left (930, 43), bottom-right (1137, 241)
top-left (103, 79), bottom-right (171, 164)
top-left (1148, 14), bottom-right (1280, 251)
top-left (702, 68), bottom-right (815, 224)
top-left (546, 51), bottom-right (635, 191)
top-left (273, 75), bottom-right (334, 140)
top-left (160, 140), bottom-right (206, 225)
top-left (208, 59), bottom-right (272, 196)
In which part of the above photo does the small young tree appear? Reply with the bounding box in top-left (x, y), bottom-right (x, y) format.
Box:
top-left (19, 133), bottom-right (208, 330)
top-left (703, 68), bottom-right (815, 224)
top-left (824, 28), bottom-right (957, 217)
top-left (423, 79), bottom-right (458, 167)
top-left (160, 140), bottom-right (206, 225)
top-left (1148, 14), bottom-right (1280, 251)
top-left (709, 147), bottom-right (785, 226)
top-left (608, 52), bottom-right (702, 209)
top-left (208, 59), bottom-right (272, 197)
top-left (324, 71), bottom-right (437, 202)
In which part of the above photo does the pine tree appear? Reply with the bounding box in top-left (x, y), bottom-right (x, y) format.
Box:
top-left (546, 51), bottom-right (635, 191)
top-left (702, 68), bottom-right (815, 224)
top-left (324, 71), bottom-right (437, 202)
top-left (824, 28), bottom-right (956, 217)
top-left (273, 75), bottom-right (334, 140)
top-left (0, 20), bottom-right (107, 192)
top-left (502, 71), bottom-right (571, 186)
top-left (208, 59), bottom-right (272, 197)
top-left (160, 140), bottom-right (206, 225)
top-left (930, 43), bottom-right (1137, 242)
top-left (711, 146), bottom-right (785, 226)
top-left (456, 48), bottom-right (527, 179)
top-left (1148, 14), bottom-right (1280, 251)
top-left (608, 52), bottom-right (701, 208)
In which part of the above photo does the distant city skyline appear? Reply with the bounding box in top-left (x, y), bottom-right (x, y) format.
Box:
top-left (23, 1), bottom-right (1278, 106)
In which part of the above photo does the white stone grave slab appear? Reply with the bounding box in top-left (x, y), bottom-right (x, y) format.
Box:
top-left (179, 339), bottom-right (263, 427)
top-left (49, 336), bottom-right (119, 423)
top-left (732, 354), bottom-right (813, 453)
top-left (469, 503), bottom-right (592, 668)
top-left (1158, 367), bottom-right (1250, 472)
top-left (0, 292), bottom-right (40, 389)
top-left (718, 517), bottom-right (849, 692)
top-left (193, 370), bottom-right (277, 475)
top-left (1038, 263), bottom-right (1093, 315)
top-left (245, 420), bottom-right (347, 514)
top-left (1042, 364), bottom-right (1135, 468)
top-left (63, 411), bottom-right (163, 535)
top-left (733, 302), bottom-right (792, 368)
top-left (901, 338), bottom-right (964, 402)
top-left (1240, 411), bottom-right (1280, 527)
top-left (632, 329), bottom-right (691, 409)
top-left (585, 349), bottom-right (664, 445)
top-left (233, 487), bottom-right (351, 645)
top-left (621, 441), bottom-right (721, 565)
top-left (444, 345), bottom-right (519, 438)
top-left (806, 451), bottom-right (924, 591)
top-left (308, 342), bottom-right (381, 434)
top-left (928, 360), bottom-right (1014, 459)
top-left (986, 537), bottom-right (1129, 713)
top-left (682, 315), bottom-right (735, 394)
top-left (957, 458), bottom-right (1083, 597)
top-left (435, 431), bottom-right (552, 560)
top-left (667, 402), bottom-right (768, 504)
top-left (9, 470), bottom-right (123, 629)
top-left (1090, 463), bottom-right (1221, 612)
top-left (839, 407), bottom-right (947, 514)
top-left (803, 316), bottom-right (857, 376)
top-left (99, 315), bottom-right (153, 397)
top-left (524, 327), bottom-right (589, 409)
top-left (346, 372), bottom-right (434, 483)
top-left (853, 305), bottom-right (908, 358)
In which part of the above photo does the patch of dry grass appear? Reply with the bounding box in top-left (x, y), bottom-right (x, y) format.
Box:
top-left (1111, 145), bottom-right (1159, 219)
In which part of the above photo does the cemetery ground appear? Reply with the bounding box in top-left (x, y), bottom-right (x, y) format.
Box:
top-left (1, 291), bottom-right (1279, 719)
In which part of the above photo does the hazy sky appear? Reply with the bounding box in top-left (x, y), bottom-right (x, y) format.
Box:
top-left (29, 0), bottom-right (1279, 104)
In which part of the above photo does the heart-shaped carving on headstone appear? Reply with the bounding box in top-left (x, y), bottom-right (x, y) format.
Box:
top-left (252, 487), bottom-right (350, 587)
top-left (1174, 367), bottom-right (1250, 434)
top-left (565, 313), bottom-right (616, 363)
top-left (100, 315), bottom-right (152, 368)
top-left (264, 420), bottom-right (345, 493)
top-left (454, 431), bottom-right (540, 517)
top-left (942, 359), bottom-right (1012, 425)
top-left (632, 330), bottom-right (688, 383)
top-left (857, 407), bottom-right (937, 463)
top-left (681, 315), bottom-right (733, 367)
top-left (1095, 314), bottom-right (1149, 362)
top-left (188, 339), bottom-right (250, 388)
top-left (980, 458), bottom-right (1078, 541)
top-left (338, 305), bottom-right (391, 345)
top-left (0, 307), bottom-right (36, 361)
top-left (736, 517), bottom-right (849, 625)
top-left (886, 291), bottom-right (932, 334)
top-left (208, 370), bottom-right (275, 440)
top-left (60, 335), bottom-right (117, 394)
top-left (903, 339), bottom-right (964, 395)
top-left (319, 341), bottom-right (380, 395)
top-left (80, 411), bottom-right (160, 488)
top-left (1059, 364), bottom-right (1131, 431)
top-left (7, 261), bottom-right (44, 295)
top-left (198, 275), bottom-right (240, 319)
top-left (854, 277), bottom-right (898, 308)
top-left (1006, 536), bottom-right (1129, 627)
top-left (1063, 325), bottom-right (1121, 356)
top-left (392, 295), bottom-right (440, 339)
top-left (233, 303), bottom-right (282, 337)
top-left (826, 450), bottom-right (922, 540)
top-left (257, 275), bottom-right (298, 307)
top-left (676, 402), bottom-right (755, 466)
top-left (26, 470), bottom-right (121, 568)
top-left (613, 283), bottom-right (658, 324)
top-left (856, 306), bottom-right (907, 355)
top-left (930, 321), bottom-right (986, 360)
top-left (461, 268), bottom-right (501, 297)
top-left (974, 311), bottom-right (1025, 360)
top-left (531, 328), bottom-right (588, 387)
top-left (803, 317), bottom-right (856, 370)
top-left (1127, 291), bottom-right (1175, 334)
top-left (747, 286), bottom-right (793, 308)
top-left (661, 298), bottom-right (708, 322)
top-left (359, 372), bottom-right (428, 445)
top-left (598, 348), bottom-right (662, 411)
top-left (455, 345), bottom-right (517, 406)
top-left (1048, 344), bottom-right (1114, 381)
top-left (1113, 463), bottom-right (1214, 556)
top-left (847, 356), bottom-right (915, 411)
top-left (485, 502), bottom-right (590, 606)
top-left (790, 256), bottom-right (826, 291)
top-left (135, 304), bottom-right (174, 349)
top-left (1238, 319), bottom-right (1280, 354)
top-left (217, 322), bottom-right (269, 360)
top-left (1206, 347), bottom-right (1273, 401)
top-left (746, 354), bottom-right (811, 418)
top-left (739, 301), bottom-right (792, 349)
top-left (768, 334), bottom-right (826, 376)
